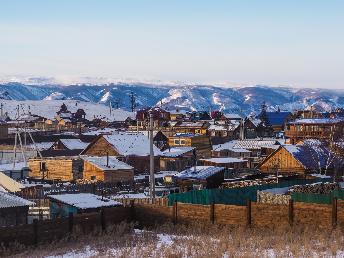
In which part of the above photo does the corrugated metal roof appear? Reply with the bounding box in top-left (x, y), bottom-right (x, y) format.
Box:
top-left (0, 192), bottom-right (34, 209)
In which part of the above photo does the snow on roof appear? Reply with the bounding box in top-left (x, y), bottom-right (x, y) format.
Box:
top-left (103, 133), bottom-right (162, 156)
top-left (200, 157), bottom-right (247, 164)
top-left (290, 118), bottom-right (344, 125)
top-left (0, 192), bottom-right (34, 208)
top-left (224, 113), bottom-right (242, 119)
top-left (175, 166), bottom-right (225, 180)
top-left (27, 142), bottom-right (54, 151)
top-left (261, 187), bottom-right (290, 194)
top-left (162, 147), bottom-right (194, 157)
top-left (233, 140), bottom-right (279, 150)
top-left (212, 141), bottom-right (251, 152)
top-left (0, 172), bottom-right (24, 192)
top-left (81, 155), bottom-right (133, 171)
top-left (208, 124), bottom-right (228, 131)
top-left (60, 139), bottom-right (89, 150)
top-left (174, 121), bottom-right (207, 128)
top-left (48, 193), bottom-right (122, 209)
top-left (112, 192), bottom-right (148, 199)
top-left (0, 162), bottom-right (26, 171)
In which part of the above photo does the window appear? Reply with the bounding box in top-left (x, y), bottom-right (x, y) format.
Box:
top-left (40, 162), bottom-right (46, 171)
top-left (174, 139), bottom-right (180, 145)
top-left (91, 176), bottom-right (96, 180)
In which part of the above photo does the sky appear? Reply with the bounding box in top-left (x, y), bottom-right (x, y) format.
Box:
top-left (0, 0), bottom-right (343, 88)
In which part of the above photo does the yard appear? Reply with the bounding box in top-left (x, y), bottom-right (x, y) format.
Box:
top-left (2, 222), bottom-right (344, 257)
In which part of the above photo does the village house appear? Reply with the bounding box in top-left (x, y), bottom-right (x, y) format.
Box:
top-left (168, 109), bottom-right (187, 121)
top-left (174, 166), bottom-right (226, 190)
top-left (29, 156), bottom-right (83, 181)
top-left (168, 133), bottom-right (212, 158)
top-left (212, 141), bottom-right (251, 159)
top-left (48, 193), bottom-right (122, 219)
top-left (265, 111), bottom-right (292, 134)
top-left (258, 142), bottom-right (342, 175)
top-left (135, 107), bottom-right (170, 130)
top-left (160, 147), bottom-right (195, 171)
top-left (0, 191), bottom-right (33, 226)
top-left (43, 138), bottom-right (89, 156)
top-left (285, 118), bottom-right (344, 144)
top-left (172, 121), bottom-right (210, 135)
top-left (81, 155), bottom-right (134, 183)
top-left (81, 133), bottom-right (162, 173)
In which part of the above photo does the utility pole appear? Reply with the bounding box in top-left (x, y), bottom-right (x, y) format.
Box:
top-left (129, 92), bottom-right (136, 112)
top-left (149, 111), bottom-right (155, 199)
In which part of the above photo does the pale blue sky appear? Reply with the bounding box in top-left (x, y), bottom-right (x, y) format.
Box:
top-left (0, 0), bottom-right (343, 88)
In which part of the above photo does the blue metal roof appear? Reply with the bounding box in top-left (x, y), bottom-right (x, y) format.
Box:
top-left (266, 112), bottom-right (291, 126)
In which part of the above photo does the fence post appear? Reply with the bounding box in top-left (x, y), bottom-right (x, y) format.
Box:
top-left (68, 212), bottom-right (74, 234)
top-left (288, 199), bottom-right (294, 226)
top-left (33, 219), bottom-right (38, 246)
top-left (130, 200), bottom-right (135, 222)
top-left (173, 201), bottom-right (178, 225)
top-left (101, 209), bottom-right (106, 232)
top-left (332, 197), bottom-right (337, 228)
top-left (210, 202), bottom-right (215, 224)
top-left (246, 199), bottom-right (251, 227)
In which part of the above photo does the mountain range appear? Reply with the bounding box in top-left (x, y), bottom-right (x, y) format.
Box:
top-left (1, 80), bottom-right (344, 115)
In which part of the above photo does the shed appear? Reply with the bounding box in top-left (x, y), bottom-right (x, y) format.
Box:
top-left (48, 193), bottom-right (122, 218)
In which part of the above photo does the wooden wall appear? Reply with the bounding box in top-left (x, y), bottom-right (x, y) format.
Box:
top-left (83, 137), bottom-right (119, 156)
top-left (259, 147), bottom-right (305, 174)
top-left (29, 158), bottom-right (83, 181)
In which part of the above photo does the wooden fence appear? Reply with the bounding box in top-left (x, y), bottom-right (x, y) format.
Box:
top-left (134, 198), bottom-right (344, 229)
top-left (0, 206), bottom-right (132, 246)
top-left (1, 198), bottom-right (343, 247)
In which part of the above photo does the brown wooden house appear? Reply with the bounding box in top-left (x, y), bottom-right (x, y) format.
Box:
top-left (28, 157), bottom-right (83, 181)
top-left (81, 155), bottom-right (134, 183)
top-left (168, 134), bottom-right (212, 158)
top-left (160, 147), bottom-right (195, 171)
top-left (81, 133), bottom-right (162, 173)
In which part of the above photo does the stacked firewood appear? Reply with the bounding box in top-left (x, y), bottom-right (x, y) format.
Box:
top-left (289, 182), bottom-right (339, 194)
top-left (222, 178), bottom-right (277, 189)
top-left (257, 190), bottom-right (291, 205)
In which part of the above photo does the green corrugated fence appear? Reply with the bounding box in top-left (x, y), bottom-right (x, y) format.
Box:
top-left (168, 178), bottom-right (331, 206)
top-left (291, 189), bottom-right (344, 204)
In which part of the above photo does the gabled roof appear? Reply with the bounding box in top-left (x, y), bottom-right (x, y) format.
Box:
top-left (0, 172), bottom-right (24, 192)
top-left (212, 141), bottom-right (251, 153)
top-left (266, 112), bottom-right (291, 126)
top-left (59, 139), bottom-right (89, 150)
top-left (162, 147), bottom-right (195, 157)
top-left (0, 192), bottom-right (34, 208)
top-left (200, 157), bottom-right (247, 164)
top-left (102, 133), bottom-right (162, 156)
top-left (81, 155), bottom-right (133, 171)
top-left (289, 118), bottom-right (344, 125)
top-left (48, 193), bottom-right (122, 210)
top-left (232, 139), bottom-right (280, 150)
top-left (175, 166), bottom-right (225, 180)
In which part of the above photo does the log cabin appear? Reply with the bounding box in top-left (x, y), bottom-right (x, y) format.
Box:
top-left (200, 157), bottom-right (248, 169)
top-left (258, 142), bottom-right (342, 175)
top-left (81, 155), bottom-right (134, 182)
top-left (172, 121), bottom-right (210, 135)
top-left (28, 157), bottom-right (83, 181)
top-left (81, 133), bottom-right (162, 173)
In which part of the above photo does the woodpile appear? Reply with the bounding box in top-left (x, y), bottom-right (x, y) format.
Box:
top-left (289, 182), bottom-right (339, 194)
top-left (222, 178), bottom-right (277, 189)
top-left (257, 190), bottom-right (291, 205)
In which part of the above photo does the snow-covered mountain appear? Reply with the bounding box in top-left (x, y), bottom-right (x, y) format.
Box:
top-left (1, 81), bottom-right (344, 114)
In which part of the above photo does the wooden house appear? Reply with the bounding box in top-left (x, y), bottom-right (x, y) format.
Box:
top-left (28, 157), bottom-right (84, 181)
top-left (169, 109), bottom-right (186, 121)
top-left (266, 111), bottom-right (292, 133)
top-left (160, 147), bottom-right (195, 171)
top-left (258, 143), bottom-right (341, 175)
top-left (172, 121), bottom-right (210, 135)
top-left (136, 107), bottom-right (170, 130)
top-left (168, 133), bottom-right (212, 158)
top-left (0, 192), bottom-right (33, 226)
top-left (43, 138), bottom-right (89, 156)
top-left (81, 133), bottom-right (162, 173)
top-left (48, 193), bottom-right (122, 219)
top-left (212, 141), bottom-right (251, 159)
top-left (285, 118), bottom-right (344, 144)
top-left (81, 155), bottom-right (134, 183)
